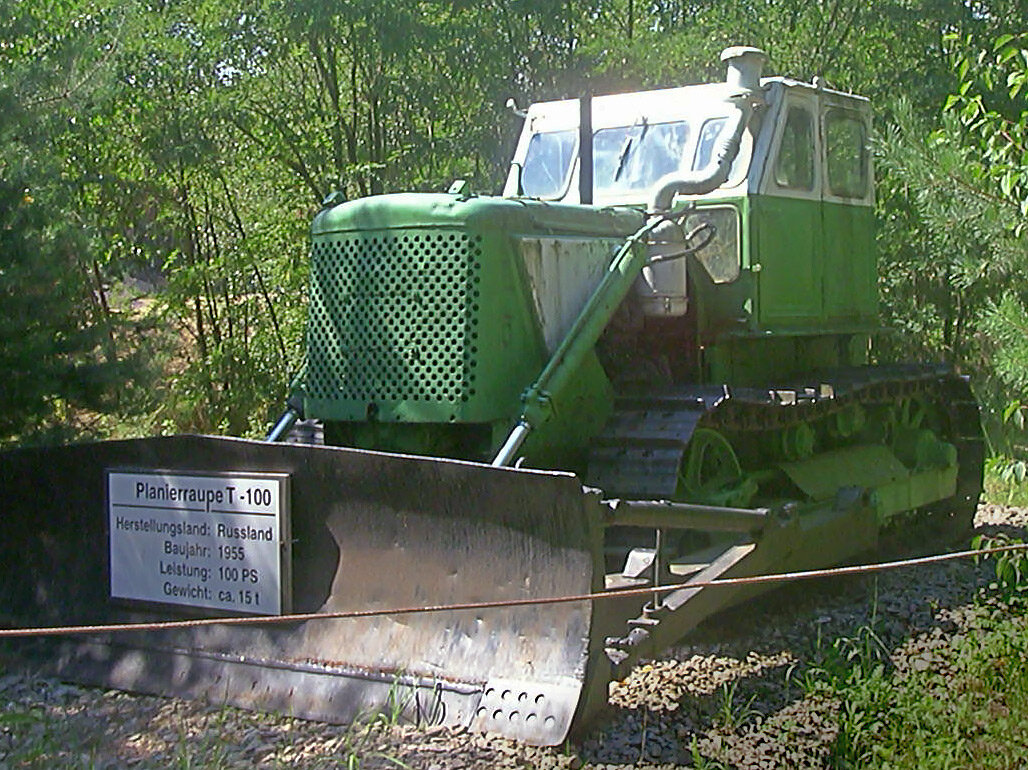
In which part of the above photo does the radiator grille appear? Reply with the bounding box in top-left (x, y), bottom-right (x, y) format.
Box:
top-left (307, 230), bottom-right (482, 408)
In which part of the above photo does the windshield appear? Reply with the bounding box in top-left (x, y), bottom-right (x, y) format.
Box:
top-left (593, 120), bottom-right (691, 196)
top-left (517, 115), bottom-right (737, 201)
top-left (521, 130), bottom-right (578, 198)
top-left (692, 117), bottom-right (727, 170)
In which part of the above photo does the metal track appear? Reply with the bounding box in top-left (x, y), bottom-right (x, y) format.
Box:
top-left (584, 362), bottom-right (985, 692)
top-left (586, 363), bottom-right (968, 501)
top-left (586, 391), bottom-right (722, 498)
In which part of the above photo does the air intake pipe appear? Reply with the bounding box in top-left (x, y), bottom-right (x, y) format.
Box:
top-left (649, 46), bottom-right (767, 213)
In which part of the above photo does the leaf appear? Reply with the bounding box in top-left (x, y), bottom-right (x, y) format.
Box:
top-left (1003, 400), bottom-right (1023, 423)
top-left (998, 44), bottom-right (1019, 64)
top-left (996, 33), bottom-right (1016, 51)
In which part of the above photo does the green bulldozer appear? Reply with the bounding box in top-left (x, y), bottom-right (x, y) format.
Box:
top-left (0, 47), bottom-right (983, 745)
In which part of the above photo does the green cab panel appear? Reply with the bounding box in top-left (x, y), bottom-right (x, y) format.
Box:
top-left (752, 195), bottom-right (823, 327)
top-left (751, 195), bottom-right (876, 331)
top-left (822, 200), bottom-right (876, 322)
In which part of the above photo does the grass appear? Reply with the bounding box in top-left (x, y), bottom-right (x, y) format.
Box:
top-left (814, 542), bottom-right (1028, 769)
top-left (712, 679), bottom-right (761, 732)
top-left (983, 457), bottom-right (1028, 506)
top-left (823, 608), bottom-right (1028, 769)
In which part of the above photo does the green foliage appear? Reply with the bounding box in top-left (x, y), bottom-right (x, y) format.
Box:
top-left (876, 29), bottom-right (1028, 475)
top-left (791, 584), bottom-right (1028, 768)
top-left (974, 532), bottom-right (1028, 605)
top-left (712, 679), bottom-right (761, 731)
top-left (806, 590), bottom-right (891, 694)
top-left (0, 1), bottom-right (145, 446)
top-left (4, 0), bottom-right (1028, 446)
top-left (943, 31), bottom-right (1028, 473)
top-left (689, 737), bottom-right (728, 770)
top-left (946, 32), bottom-right (1028, 217)
top-left (824, 611), bottom-right (1028, 768)
top-left (984, 455), bottom-right (1028, 505)
top-left (874, 101), bottom-right (999, 369)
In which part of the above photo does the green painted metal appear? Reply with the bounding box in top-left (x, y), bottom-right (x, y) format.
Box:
top-left (822, 200), bottom-right (877, 323)
top-left (778, 441), bottom-right (958, 523)
top-left (752, 195), bottom-right (876, 332)
top-left (683, 192), bottom-right (878, 386)
top-left (780, 444), bottom-right (910, 501)
top-left (303, 192), bottom-right (643, 461)
top-left (753, 195), bottom-right (824, 326)
top-left (689, 195), bottom-right (877, 340)
top-left (687, 197), bottom-right (755, 342)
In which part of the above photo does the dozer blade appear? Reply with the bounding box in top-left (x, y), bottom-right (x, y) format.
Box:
top-left (0, 436), bottom-right (608, 746)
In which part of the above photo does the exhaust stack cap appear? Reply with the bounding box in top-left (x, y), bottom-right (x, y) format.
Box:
top-left (721, 46), bottom-right (768, 92)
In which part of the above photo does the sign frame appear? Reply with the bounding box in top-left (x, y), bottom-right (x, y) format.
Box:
top-left (106, 468), bottom-right (292, 616)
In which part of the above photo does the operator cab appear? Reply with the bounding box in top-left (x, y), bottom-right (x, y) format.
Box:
top-left (503, 55), bottom-right (877, 384)
top-left (502, 82), bottom-right (752, 206)
top-left (502, 75), bottom-right (872, 212)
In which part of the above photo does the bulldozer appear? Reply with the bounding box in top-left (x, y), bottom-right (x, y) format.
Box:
top-left (0, 47), bottom-right (983, 746)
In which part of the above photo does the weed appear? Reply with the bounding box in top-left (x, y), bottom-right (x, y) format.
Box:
top-left (334, 680), bottom-right (416, 770)
top-left (379, 676), bottom-right (415, 728)
top-left (637, 709), bottom-right (649, 762)
top-left (822, 603), bottom-right (1028, 768)
top-left (689, 736), bottom-right (728, 769)
top-left (712, 679), bottom-right (761, 731)
top-left (984, 455), bottom-right (1028, 505)
top-left (169, 703), bottom-right (235, 770)
top-left (784, 655), bottom-right (830, 700)
top-left (974, 532), bottom-right (1028, 605)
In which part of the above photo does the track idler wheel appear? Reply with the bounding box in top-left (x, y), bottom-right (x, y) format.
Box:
top-left (677, 428), bottom-right (756, 507)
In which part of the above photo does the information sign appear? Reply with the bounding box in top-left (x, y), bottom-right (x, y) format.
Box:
top-left (108, 470), bottom-right (291, 615)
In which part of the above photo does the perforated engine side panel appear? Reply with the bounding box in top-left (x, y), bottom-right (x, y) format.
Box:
top-left (306, 229), bottom-right (483, 420)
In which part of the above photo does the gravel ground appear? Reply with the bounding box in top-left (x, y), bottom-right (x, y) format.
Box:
top-left (2, 504), bottom-right (1026, 769)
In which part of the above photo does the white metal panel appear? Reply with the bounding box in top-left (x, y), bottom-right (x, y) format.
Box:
top-left (757, 82), bottom-right (822, 201)
top-left (504, 82), bottom-right (752, 204)
top-left (519, 237), bottom-right (620, 353)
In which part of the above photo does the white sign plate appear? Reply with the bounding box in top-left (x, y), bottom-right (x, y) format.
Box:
top-left (108, 470), bottom-right (291, 615)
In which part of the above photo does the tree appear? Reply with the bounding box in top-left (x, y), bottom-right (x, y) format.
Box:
top-left (946, 32), bottom-right (1028, 453)
top-left (876, 30), bottom-right (1028, 465)
top-left (0, 1), bottom-right (139, 444)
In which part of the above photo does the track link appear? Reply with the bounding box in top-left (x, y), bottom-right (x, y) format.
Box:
top-left (586, 363), bottom-right (977, 502)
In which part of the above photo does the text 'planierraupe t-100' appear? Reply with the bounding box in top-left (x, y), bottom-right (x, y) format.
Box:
top-left (107, 470), bottom-right (291, 615)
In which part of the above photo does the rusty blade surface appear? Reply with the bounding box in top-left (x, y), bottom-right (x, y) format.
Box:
top-left (0, 436), bottom-right (607, 745)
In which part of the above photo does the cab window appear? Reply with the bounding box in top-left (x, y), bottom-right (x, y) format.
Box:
top-left (593, 120), bottom-right (691, 196)
top-left (521, 130), bottom-right (577, 198)
top-left (693, 118), bottom-right (727, 170)
top-left (825, 111), bottom-right (868, 198)
top-left (774, 106), bottom-right (815, 190)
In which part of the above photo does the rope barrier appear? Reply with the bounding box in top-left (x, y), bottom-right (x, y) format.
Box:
top-left (1, 542), bottom-right (1025, 639)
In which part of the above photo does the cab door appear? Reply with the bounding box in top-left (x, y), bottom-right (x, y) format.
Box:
top-left (755, 88), bottom-right (823, 327)
top-left (820, 100), bottom-right (876, 324)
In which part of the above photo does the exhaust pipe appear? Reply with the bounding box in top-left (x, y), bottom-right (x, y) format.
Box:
top-left (722, 45), bottom-right (768, 92)
top-left (649, 46), bottom-right (767, 212)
